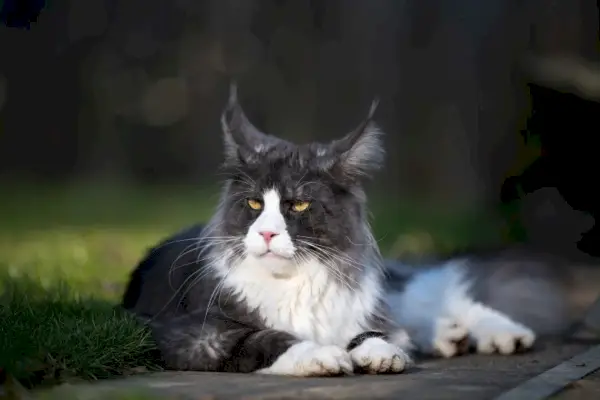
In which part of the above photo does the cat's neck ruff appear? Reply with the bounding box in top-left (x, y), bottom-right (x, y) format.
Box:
top-left (213, 251), bottom-right (384, 346)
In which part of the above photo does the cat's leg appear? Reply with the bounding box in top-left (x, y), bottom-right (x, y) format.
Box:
top-left (389, 261), bottom-right (536, 358)
top-left (346, 330), bottom-right (413, 374)
top-left (151, 314), bottom-right (353, 376)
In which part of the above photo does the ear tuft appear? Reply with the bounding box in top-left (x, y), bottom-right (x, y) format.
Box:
top-left (220, 82), bottom-right (274, 166)
top-left (327, 98), bottom-right (385, 179)
top-left (340, 121), bottom-right (385, 178)
top-left (221, 83), bottom-right (241, 164)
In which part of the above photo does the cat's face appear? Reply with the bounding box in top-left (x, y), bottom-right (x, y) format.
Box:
top-left (217, 84), bottom-right (384, 277)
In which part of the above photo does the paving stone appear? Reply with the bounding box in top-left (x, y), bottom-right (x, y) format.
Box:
top-left (39, 343), bottom-right (594, 400)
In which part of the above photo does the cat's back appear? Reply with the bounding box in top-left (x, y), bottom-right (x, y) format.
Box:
top-left (122, 224), bottom-right (216, 318)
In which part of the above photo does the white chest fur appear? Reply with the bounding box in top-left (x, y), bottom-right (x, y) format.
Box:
top-left (219, 256), bottom-right (382, 346)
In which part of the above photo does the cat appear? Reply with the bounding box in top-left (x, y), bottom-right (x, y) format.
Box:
top-left (121, 84), bottom-right (570, 376)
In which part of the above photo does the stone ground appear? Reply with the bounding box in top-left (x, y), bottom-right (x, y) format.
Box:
top-left (554, 369), bottom-right (600, 399)
top-left (43, 342), bottom-right (600, 400)
top-left (39, 266), bottom-right (600, 400)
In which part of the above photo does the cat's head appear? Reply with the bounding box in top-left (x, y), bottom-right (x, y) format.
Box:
top-left (215, 84), bottom-right (384, 278)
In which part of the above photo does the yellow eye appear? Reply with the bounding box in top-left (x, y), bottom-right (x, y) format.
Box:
top-left (247, 199), bottom-right (262, 210)
top-left (292, 201), bottom-right (310, 212)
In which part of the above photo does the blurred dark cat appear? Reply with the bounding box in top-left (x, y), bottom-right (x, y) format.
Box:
top-left (501, 83), bottom-right (600, 257)
top-left (122, 85), bottom-right (569, 376)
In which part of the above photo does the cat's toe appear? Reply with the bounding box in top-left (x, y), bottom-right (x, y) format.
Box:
top-left (471, 319), bottom-right (536, 355)
top-left (312, 345), bottom-right (354, 375)
top-left (350, 337), bottom-right (411, 374)
top-left (256, 341), bottom-right (353, 377)
top-left (433, 317), bottom-right (470, 358)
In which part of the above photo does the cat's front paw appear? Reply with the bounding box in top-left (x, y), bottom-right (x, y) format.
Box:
top-left (432, 317), bottom-right (470, 358)
top-left (470, 318), bottom-right (536, 355)
top-left (349, 337), bottom-right (411, 374)
top-left (256, 341), bottom-right (353, 377)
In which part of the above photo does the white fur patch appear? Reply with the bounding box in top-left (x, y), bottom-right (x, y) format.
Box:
top-left (432, 317), bottom-right (470, 358)
top-left (256, 341), bottom-right (353, 376)
top-left (387, 261), bottom-right (536, 357)
top-left (349, 337), bottom-right (411, 374)
top-left (389, 329), bottom-right (415, 352)
top-left (191, 327), bottom-right (224, 359)
top-left (219, 254), bottom-right (383, 346)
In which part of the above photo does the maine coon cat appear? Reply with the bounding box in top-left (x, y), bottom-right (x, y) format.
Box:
top-left (122, 84), bottom-right (569, 376)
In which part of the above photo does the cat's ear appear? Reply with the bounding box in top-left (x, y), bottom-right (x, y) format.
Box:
top-left (220, 82), bottom-right (275, 165)
top-left (324, 99), bottom-right (385, 178)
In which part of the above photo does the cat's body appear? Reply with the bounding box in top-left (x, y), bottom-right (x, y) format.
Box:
top-left (123, 223), bottom-right (405, 374)
top-left (122, 85), bottom-right (570, 376)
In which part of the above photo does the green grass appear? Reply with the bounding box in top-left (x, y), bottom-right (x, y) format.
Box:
top-left (0, 182), bottom-right (516, 394)
top-left (37, 388), bottom-right (170, 400)
top-left (1, 183), bottom-right (218, 392)
top-left (0, 277), bottom-right (157, 384)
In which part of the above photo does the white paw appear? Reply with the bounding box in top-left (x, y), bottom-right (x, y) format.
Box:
top-left (349, 337), bottom-right (411, 374)
top-left (432, 317), bottom-right (470, 358)
top-left (470, 318), bottom-right (536, 355)
top-left (256, 341), bottom-right (353, 377)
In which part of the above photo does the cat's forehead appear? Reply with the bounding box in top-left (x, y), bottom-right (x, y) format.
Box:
top-left (258, 166), bottom-right (322, 197)
top-left (239, 151), bottom-right (330, 197)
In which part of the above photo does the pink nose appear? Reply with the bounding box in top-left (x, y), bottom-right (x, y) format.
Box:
top-left (259, 231), bottom-right (278, 245)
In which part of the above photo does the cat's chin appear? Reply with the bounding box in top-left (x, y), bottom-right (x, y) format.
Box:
top-left (249, 252), bottom-right (297, 279)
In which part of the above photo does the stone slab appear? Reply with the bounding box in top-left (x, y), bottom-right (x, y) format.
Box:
top-left (552, 369), bottom-right (600, 400)
top-left (40, 342), bottom-right (597, 400)
top-left (495, 344), bottom-right (600, 400)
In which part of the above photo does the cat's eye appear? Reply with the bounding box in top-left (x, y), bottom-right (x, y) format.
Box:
top-left (247, 199), bottom-right (262, 210)
top-left (292, 201), bottom-right (310, 212)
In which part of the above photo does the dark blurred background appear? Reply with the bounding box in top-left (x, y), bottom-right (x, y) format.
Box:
top-left (0, 0), bottom-right (599, 283)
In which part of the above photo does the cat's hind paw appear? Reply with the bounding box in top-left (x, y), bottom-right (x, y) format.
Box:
top-left (470, 318), bottom-right (536, 355)
top-left (349, 337), bottom-right (412, 374)
top-left (256, 341), bottom-right (353, 377)
top-left (432, 317), bottom-right (470, 358)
